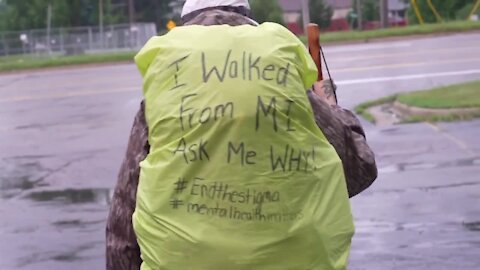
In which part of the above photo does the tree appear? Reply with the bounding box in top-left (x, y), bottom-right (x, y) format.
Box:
top-left (134, 0), bottom-right (174, 31)
top-left (0, 0), bottom-right (172, 32)
top-left (407, 0), bottom-right (471, 24)
top-left (0, 0), bottom-right (48, 31)
top-left (0, 0), bottom-right (7, 30)
top-left (456, 2), bottom-right (478, 20)
top-left (309, 0), bottom-right (333, 29)
top-left (250, 0), bottom-right (284, 25)
top-left (0, 0), bottom-right (104, 31)
top-left (351, 0), bottom-right (380, 23)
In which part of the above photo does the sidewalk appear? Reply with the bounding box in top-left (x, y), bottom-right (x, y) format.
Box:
top-left (349, 119), bottom-right (480, 269)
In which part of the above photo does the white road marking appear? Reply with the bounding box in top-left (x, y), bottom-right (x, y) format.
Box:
top-left (324, 42), bottom-right (412, 53)
top-left (0, 86), bottom-right (137, 103)
top-left (336, 69), bottom-right (480, 85)
top-left (425, 122), bottom-right (475, 156)
top-left (329, 46), bottom-right (480, 63)
top-left (332, 57), bottom-right (480, 73)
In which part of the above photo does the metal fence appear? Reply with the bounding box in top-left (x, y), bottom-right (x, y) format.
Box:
top-left (0, 23), bottom-right (157, 56)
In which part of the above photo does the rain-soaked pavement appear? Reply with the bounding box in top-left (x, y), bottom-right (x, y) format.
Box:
top-left (1, 33), bottom-right (480, 269)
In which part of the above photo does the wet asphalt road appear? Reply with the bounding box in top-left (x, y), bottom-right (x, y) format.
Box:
top-left (0, 32), bottom-right (479, 269)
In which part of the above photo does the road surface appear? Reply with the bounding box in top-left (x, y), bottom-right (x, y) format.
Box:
top-left (0, 32), bottom-right (479, 270)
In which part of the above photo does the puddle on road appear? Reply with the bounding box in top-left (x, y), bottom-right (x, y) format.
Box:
top-left (418, 181), bottom-right (480, 191)
top-left (51, 253), bottom-right (81, 262)
top-left (25, 188), bottom-right (112, 205)
top-left (52, 219), bottom-right (104, 229)
top-left (356, 219), bottom-right (480, 251)
top-left (356, 219), bottom-right (434, 234)
top-left (379, 127), bottom-right (402, 135)
top-left (358, 219), bottom-right (480, 234)
top-left (50, 242), bottom-right (100, 262)
top-left (0, 161), bottom-right (49, 199)
top-left (1, 158), bottom-right (112, 206)
top-left (16, 242), bottom-right (101, 267)
top-left (463, 222), bottom-right (480, 232)
top-left (379, 156), bottom-right (480, 174)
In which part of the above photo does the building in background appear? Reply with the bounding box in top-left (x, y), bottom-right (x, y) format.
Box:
top-left (167, 0), bottom-right (407, 34)
top-left (325, 0), bottom-right (352, 31)
top-left (325, 0), bottom-right (352, 21)
top-left (279, 0), bottom-right (352, 34)
top-left (278, 0), bottom-right (302, 34)
top-left (389, 0), bottom-right (408, 27)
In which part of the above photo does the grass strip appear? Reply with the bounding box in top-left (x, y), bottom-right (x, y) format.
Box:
top-left (354, 80), bottom-right (480, 123)
top-left (299, 21), bottom-right (480, 44)
top-left (0, 52), bottom-right (136, 72)
top-left (2, 21), bottom-right (479, 73)
top-left (397, 81), bottom-right (480, 109)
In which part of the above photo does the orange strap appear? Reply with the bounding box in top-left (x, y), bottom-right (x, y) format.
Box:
top-left (307, 23), bottom-right (323, 81)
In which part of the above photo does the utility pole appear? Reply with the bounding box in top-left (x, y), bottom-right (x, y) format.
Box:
top-left (47, 3), bottom-right (52, 54)
top-left (380, 0), bottom-right (389, 28)
top-left (356, 0), bottom-right (363, 30)
top-left (99, 0), bottom-right (104, 48)
top-left (301, 0), bottom-right (310, 34)
top-left (128, 0), bottom-right (135, 24)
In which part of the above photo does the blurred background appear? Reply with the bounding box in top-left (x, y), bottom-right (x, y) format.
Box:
top-left (0, 0), bottom-right (479, 269)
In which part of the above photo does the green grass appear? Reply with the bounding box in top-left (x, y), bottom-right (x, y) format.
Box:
top-left (299, 20), bottom-right (480, 44)
top-left (0, 52), bottom-right (136, 72)
top-left (397, 81), bottom-right (480, 109)
top-left (2, 21), bottom-right (479, 72)
top-left (403, 111), bottom-right (480, 123)
top-left (355, 80), bottom-right (480, 123)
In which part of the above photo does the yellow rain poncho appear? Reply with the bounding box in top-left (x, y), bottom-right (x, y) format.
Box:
top-left (133, 22), bottom-right (354, 270)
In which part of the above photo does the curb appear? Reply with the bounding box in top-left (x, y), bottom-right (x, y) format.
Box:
top-left (392, 101), bottom-right (480, 118)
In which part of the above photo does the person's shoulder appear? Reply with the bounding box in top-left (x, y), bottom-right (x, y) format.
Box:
top-left (257, 22), bottom-right (303, 44)
top-left (258, 22), bottom-right (291, 32)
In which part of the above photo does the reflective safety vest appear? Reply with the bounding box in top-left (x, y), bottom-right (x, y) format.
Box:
top-left (133, 22), bottom-right (354, 270)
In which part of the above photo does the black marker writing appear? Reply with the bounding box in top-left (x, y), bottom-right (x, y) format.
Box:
top-left (168, 55), bottom-right (189, 91)
top-left (179, 94), bottom-right (234, 131)
top-left (227, 142), bottom-right (257, 166)
top-left (201, 50), bottom-right (290, 86)
top-left (256, 96), bottom-right (278, 132)
top-left (270, 145), bottom-right (316, 172)
top-left (173, 137), bottom-right (210, 164)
